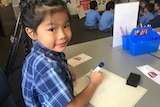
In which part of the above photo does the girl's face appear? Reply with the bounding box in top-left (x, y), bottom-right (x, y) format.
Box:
top-left (34, 11), bottom-right (72, 52)
top-left (140, 2), bottom-right (146, 8)
top-left (154, 3), bottom-right (159, 11)
top-left (144, 7), bottom-right (148, 13)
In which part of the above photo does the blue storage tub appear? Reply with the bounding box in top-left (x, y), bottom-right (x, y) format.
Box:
top-left (122, 35), bottom-right (129, 50)
top-left (122, 26), bottom-right (160, 56)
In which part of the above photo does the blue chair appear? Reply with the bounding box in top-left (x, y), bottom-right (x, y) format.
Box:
top-left (0, 68), bottom-right (17, 107)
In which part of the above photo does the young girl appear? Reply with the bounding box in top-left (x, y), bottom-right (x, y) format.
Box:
top-left (138, 3), bottom-right (154, 27)
top-left (138, 0), bottom-right (149, 19)
top-left (19, 0), bottom-right (103, 107)
top-left (153, 1), bottom-right (160, 17)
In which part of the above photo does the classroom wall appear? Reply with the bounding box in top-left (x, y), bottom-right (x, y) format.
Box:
top-left (67, 0), bottom-right (109, 15)
top-left (67, 0), bottom-right (131, 15)
top-left (11, 0), bottom-right (110, 15)
top-left (12, 0), bottom-right (19, 5)
top-left (11, 0), bottom-right (131, 16)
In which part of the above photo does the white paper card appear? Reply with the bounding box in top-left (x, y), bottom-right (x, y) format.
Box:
top-left (77, 5), bottom-right (86, 19)
top-left (74, 68), bottom-right (147, 107)
top-left (137, 65), bottom-right (160, 85)
top-left (68, 53), bottom-right (92, 67)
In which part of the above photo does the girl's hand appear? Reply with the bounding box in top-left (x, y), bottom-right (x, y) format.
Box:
top-left (89, 69), bottom-right (103, 86)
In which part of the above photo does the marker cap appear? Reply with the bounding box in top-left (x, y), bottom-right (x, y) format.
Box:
top-left (98, 62), bottom-right (104, 67)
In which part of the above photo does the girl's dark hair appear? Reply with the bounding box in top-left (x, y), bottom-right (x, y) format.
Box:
top-left (106, 1), bottom-right (115, 10)
top-left (90, 1), bottom-right (97, 9)
top-left (140, 0), bottom-right (149, 4)
top-left (19, 0), bottom-right (70, 32)
top-left (145, 3), bottom-right (154, 12)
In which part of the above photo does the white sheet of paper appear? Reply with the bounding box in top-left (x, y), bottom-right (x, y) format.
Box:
top-left (113, 2), bottom-right (139, 47)
top-left (70, 0), bottom-right (78, 4)
top-left (77, 5), bottom-right (86, 19)
top-left (68, 53), bottom-right (92, 67)
top-left (67, 3), bottom-right (78, 15)
top-left (74, 68), bottom-right (147, 107)
top-left (137, 65), bottom-right (160, 85)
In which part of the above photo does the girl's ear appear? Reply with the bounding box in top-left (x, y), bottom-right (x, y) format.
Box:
top-left (25, 27), bottom-right (36, 40)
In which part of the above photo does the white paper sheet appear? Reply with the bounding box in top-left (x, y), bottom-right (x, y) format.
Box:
top-left (77, 5), bottom-right (86, 19)
top-left (68, 53), bottom-right (92, 67)
top-left (74, 68), bottom-right (147, 107)
top-left (137, 65), bottom-right (160, 85)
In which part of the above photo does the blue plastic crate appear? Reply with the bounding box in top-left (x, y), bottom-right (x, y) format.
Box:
top-left (128, 37), bottom-right (160, 56)
top-left (122, 35), bottom-right (129, 50)
top-left (122, 26), bottom-right (160, 56)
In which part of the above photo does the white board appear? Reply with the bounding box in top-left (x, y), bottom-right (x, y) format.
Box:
top-left (113, 2), bottom-right (139, 47)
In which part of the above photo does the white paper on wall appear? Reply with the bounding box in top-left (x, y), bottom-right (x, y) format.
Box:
top-left (67, 3), bottom-right (79, 15)
top-left (113, 2), bottom-right (139, 47)
top-left (70, 0), bottom-right (78, 4)
top-left (76, 5), bottom-right (86, 19)
top-left (129, 0), bottom-right (138, 2)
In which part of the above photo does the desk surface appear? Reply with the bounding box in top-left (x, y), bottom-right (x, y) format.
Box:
top-left (150, 27), bottom-right (160, 58)
top-left (65, 37), bottom-right (160, 107)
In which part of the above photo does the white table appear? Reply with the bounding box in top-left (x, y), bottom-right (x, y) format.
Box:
top-left (65, 37), bottom-right (160, 107)
top-left (150, 27), bottom-right (160, 58)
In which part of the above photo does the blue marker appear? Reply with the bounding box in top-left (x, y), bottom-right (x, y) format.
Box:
top-left (94, 62), bottom-right (104, 72)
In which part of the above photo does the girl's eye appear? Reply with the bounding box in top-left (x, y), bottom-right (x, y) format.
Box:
top-left (64, 24), bottom-right (70, 28)
top-left (49, 28), bottom-right (55, 32)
